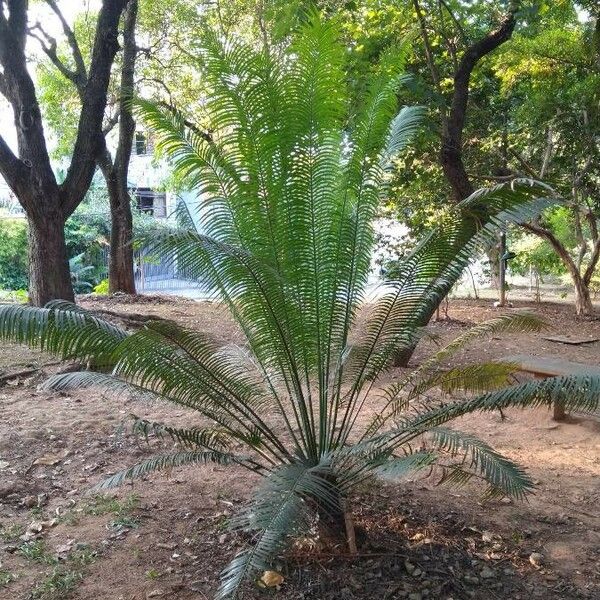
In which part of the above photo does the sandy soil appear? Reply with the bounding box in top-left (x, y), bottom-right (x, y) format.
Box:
top-left (0, 296), bottom-right (598, 600)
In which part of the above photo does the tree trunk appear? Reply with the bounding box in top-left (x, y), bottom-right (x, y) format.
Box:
top-left (103, 0), bottom-right (138, 295)
top-left (109, 191), bottom-right (135, 294)
top-left (574, 273), bottom-right (594, 316)
top-left (27, 207), bottom-right (73, 305)
top-left (391, 5), bottom-right (520, 367)
top-left (522, 222), bottom-right (595, 316)
top-left (102, 162), bottom-right (136, 294)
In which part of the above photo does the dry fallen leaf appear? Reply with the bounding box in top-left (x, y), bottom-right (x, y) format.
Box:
top-left (33, 449), bottom-right (69, 466)
top-left (259, 570), bottom-right (284, 588)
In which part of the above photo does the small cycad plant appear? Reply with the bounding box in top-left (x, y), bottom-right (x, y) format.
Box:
top-left (1, 14), bottom-right (598, 599)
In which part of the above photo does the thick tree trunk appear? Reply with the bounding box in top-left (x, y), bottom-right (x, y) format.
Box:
top-left (392, 5), bottom-right (520, 367)
top-left (522, 222), bottom-right (595, 316)
top-left (27, 207), bottom-right (73, 305)
top-left (101, 160), bottom-right (136, 294)
top-left (574, 273), bottom-right (594, 316)
top-left (109, 191), bottom-right (135, 295)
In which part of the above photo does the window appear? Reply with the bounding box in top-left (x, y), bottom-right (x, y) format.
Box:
top-left (135, 188), bottom-right (167, 218)
top-left (135, 131), bottom-right (148, 155)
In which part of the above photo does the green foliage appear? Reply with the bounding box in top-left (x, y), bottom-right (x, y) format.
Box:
top-left (18, 541), bottom-right (56, 564)
top-left (509, 232), bottom-right (563, 277)
top-left (30, 567), bottom-right (82, 600)
top-left (0, 218), bottom-right (28, 290)
top-left (81, 493), bottom-right (139, 517)
top-left (0, 522), bottom-right (25, 543)
top-left (93, 279), bottom-right (110, 295)
top-left (0, 15), bottom-right (583, 600)
top-left (0, 568), bottom-right (16, 587)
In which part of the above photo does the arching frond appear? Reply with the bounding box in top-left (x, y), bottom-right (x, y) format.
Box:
top-left (419, 312), bottom-right (547, 372)
top-left (429, 427), bottom-right (534, 500)
top-left (410, 361), bottom-right (520, 398)
top-left (373, 450), bottom-right (437, 480)
top-left (0, 302), bottom-right (126, 366)
top-left (95, 450), bottom-right (246, 491)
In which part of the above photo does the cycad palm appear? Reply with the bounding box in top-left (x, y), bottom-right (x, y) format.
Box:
top-left (1, 14), bottom-right (599, 599)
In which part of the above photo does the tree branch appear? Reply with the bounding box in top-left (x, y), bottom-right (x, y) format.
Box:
top-left (43, 0), bottom-right (87, 84)
top-left (441, 2), bottom-right (520, 201)
top-left (60, 0), bottom-right (129, 217)
top-left (584, 213), bottom-right (600, 285)
top-left (28, 23), bottom-right (81, 89)
top-left (102, 108), bottom-right (120, 136)
top-left (521, 221), bottom-right (580, 280)
top-left (413, 0), bottom-right (444, 102)
top-left (0, 132), bottom-right (28, 196)
top-left (158, 100), bottom-right (213, 143)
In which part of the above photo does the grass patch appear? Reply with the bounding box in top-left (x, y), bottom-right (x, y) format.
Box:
top-left (146, 568), bottom-right (161, 580)
top-left (0, 522), bottom-right (25, 542)
top-left (110, 515), bottom-right (139, 529)
top-left (69, 544), bottom-right (97, 568)
top-left (18, 540), bottom-right (57, 565)
top-left (82, 493), bottom-right (139, 518)
top-left (0, 568), bottom-right (17, 587)
top-left (30, 567), bottom-right (82, 599)
top-left (24, 543), bottom-right (98, 599)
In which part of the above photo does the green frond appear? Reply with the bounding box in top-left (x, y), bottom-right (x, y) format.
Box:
top-left (356, 182), bottom-right (554, 386)
top-left (421, 312), bottom-right (547, 371)
top-left (0, 302), bottom-right (127, 366)
top-left (410, 361), bottom-right (520, 397)
top-left (367, 373), bottom-right (600, 459)
top-left (95, 450), bottom-right (244, 491)
top-left (130, 417), bottom-right (233, 452)
top-left (373, 450), bottom-right (437, 481)
top-left (41, 370), bottom-right (159, 402)
top-left (429, 427), bottom-right (534, 500)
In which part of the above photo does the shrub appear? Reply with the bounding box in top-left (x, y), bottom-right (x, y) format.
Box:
top-left (93, 279), bottom-right (110, 295)
top-left (0, 218), bottom-right (28, 290)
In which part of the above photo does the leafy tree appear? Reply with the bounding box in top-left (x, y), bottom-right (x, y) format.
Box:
top-left (33, 0), bottom-right (139, 294)
top-left (0, 0), bottom-right (129, 305)
top-left (0, 15), bottom-right (591, 599)
top-left (492, 9), bottom-right (600, 314)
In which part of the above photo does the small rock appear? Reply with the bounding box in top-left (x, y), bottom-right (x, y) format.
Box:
top-left (481, 531), bottom-right (497, 543)
top-left (408, 593), bottom-right (422, 600)
top-left (146, 590), bottom-right (165, 599)
top-left (22, 495), bottom-right (37, 508)
top-left (464, 575), bottom-right (480, 585)
top-left (404, 560), bottom-right (416, 574)
top-left (157, 542), bottom-right (177, 550)
top-left (480, 566), bottom-right (495, 579)
top-left (412, 568), bottom-right (422, 578)
top-left (0, 460), bottom-right (10, 469)
top-left (529, 552), bottom-right (544, 568)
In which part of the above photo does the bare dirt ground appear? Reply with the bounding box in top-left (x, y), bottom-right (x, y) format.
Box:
top-left (0, 296), bottom-right (598, 600)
